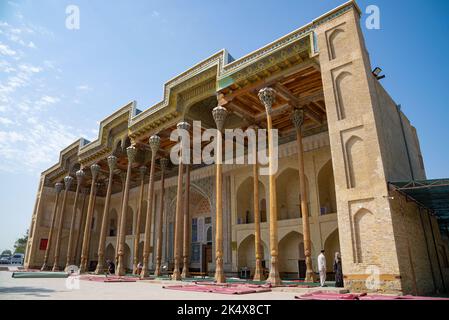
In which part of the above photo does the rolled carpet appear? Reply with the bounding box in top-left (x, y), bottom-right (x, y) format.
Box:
top-left (12, 272), bottom-right (69, 278)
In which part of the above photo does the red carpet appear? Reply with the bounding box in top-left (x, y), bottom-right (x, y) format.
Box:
top-left (163, 284), bottom-right (272, 295)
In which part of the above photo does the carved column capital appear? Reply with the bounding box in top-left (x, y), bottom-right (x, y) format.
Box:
top-left (90, 163), bottom-right (100, 181)
top-left (177, 121), bottom-right (191, 131)
top-left (212, 106), bottom-right (228, 131)
top-left (107, 155), bottom-right (117, 171)
top-left (291, 108), bottom-right (304, 131)
top-left (76, 169), bottom-right (85, 186)
top-left (126, 145), bottom-right (137, 164)
top-left (149, 135), bottom-right (161, 154)
top-left (258, 87), bottom-right (277, 115)
top-left (64, 176), bottom-right (74, 190)
top-left (55, 182), bottom-right (64, 194)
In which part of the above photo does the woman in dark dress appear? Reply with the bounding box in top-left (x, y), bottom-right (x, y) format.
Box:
top-left (333, 252), bottom-right (344, 287)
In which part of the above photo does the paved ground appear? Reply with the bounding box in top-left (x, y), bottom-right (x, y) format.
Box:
top-left (0, 271), bottom-right (336, 300)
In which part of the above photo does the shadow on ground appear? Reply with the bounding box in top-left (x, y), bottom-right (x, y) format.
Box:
top-left (0, 286), bottom-right (55, 298)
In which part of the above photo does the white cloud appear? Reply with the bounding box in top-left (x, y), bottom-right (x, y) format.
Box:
top-left (37, 95), bottom-right (60, 106)
top-left (0, 43), bottom-right (17, 56)
top-left (152, 10), bottom-right (160, 18)
top-left (0, 117), bottom-right (14, 126)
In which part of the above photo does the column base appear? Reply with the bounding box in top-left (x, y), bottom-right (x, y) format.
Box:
top-left (94, 264), bottom-right (106, 275)
top-left (214, 257), bottom-right (226, 284)
top-left (305, 270), bottom-right (316, 283)
top-left (181, 259), bottom-right (190, 278)
top-left (253, 260), bottom-right (265, 281)
top-left (172, 269), bottom-right (182, 281)
top-left (40, 263), bottom-right (48, 271)
top-left (266, 258), bottom-right (282, 286)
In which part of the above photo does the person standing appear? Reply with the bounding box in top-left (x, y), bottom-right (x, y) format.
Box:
top-left (318, 250), bottom-right (327, 287)
top-left (333, 252), bottom-right (344, 287)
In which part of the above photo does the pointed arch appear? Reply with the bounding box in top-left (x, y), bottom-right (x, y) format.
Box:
top-left (345, 135), bottom-right (366, 189)
top-left (318, 159), bottom-right (337, 214)
top-left (328, 28), bottom-right (345, 60)
top-left (278, 231), bottom-right (306, 274)
top-left (334, 71), bottom-right (352, 120)
top-left (354, 208), bottom-right (375, 263)
top-left (276, 168), bottom-right (309, 220)
top-left (236, 176), bottom-right (266, 224)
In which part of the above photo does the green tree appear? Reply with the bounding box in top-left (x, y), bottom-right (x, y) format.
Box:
top-left (13, 230), bottom-right (29, 254)
top-left (1, 250), bottom-right (12, 256)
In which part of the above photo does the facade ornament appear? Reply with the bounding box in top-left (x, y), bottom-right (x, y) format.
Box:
top-left (107, 155), bottom-right (117, 171)
top-left (55, 182), bottom-right (63, 194)
top-left (149, 135), bottom-right (161, 154)
top-left (64, 176), bottom-right (74, 190)
top-left (76, 169), bottom-right (85, 186)
top-left (90, 163), bottom-right (100, 180)
top-left (292, 108), bottom-right (304, 130)
top-left (258, 87), bottom-right (277, 115)
top-left (212, 106), bottom-right (228, 131)
top-left (177, 121), bottom-right (191, 132)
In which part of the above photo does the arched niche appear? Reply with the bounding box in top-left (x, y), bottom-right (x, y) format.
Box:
top-left (276, 168), bottom-right (309, 220)
top-left (237, 234), bottom-right (268, 272)
top-left (236, 177), bottom-right (266, 225)
top-left (335, 71), bottom-right (352, 120)
top-left (105, 243), bottom-right (115, 262)
top-left (278, 231), bottom-right (305, 275)
top-left (328, 28), bottom-right (346, 60)
top-left (354, 208), bottom-right (376, 264)
top-left (345, 135), bottom-right (367, 189)
top-left (318, 160), bottom-right (337, 214)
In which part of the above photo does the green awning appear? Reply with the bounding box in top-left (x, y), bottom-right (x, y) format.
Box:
top-left (389, 179), bottom-right (449, 232)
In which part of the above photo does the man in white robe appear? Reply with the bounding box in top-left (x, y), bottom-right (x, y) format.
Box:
top-left (318, 250), bottom-right (327, 287)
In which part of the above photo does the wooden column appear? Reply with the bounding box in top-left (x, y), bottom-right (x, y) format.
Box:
top-left (95, 156), bottom-right (117, 274)
top-left (41, 182), bottom-right (63, 271)
top-left (181, 164), bottom-right (191, 278)
top-left (74, 187), bottom-right (88, 265)
top-left (79, 163), bottom-right (100, 273)
top-left (117, 146), bottom-right (137, 276)
top-left (115, 171), bottom-right (126, 265)
top-left (52, 175), bottom-right (74, 271)
top-left (251, 127), bottom-right (264, 281)
top-left (65, 169), bottom-right (84, 269)
top-left (173, 122), bottom-right (190, 280)
top-left (258, 87), bottom-right (281, 285)
top-left (212, 106), bottom-right (228, 283)
top-left (132, 166), bottom-right (147, 274)
top-left (292, 108), bottom-right (315, 282)
top-left (154, 158), bottom-right (168, 276)
top-left (141, 135), bottom-right (160, 278)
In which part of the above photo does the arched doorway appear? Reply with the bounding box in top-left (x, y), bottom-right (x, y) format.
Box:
top-left (324, 228), bottom-right (341, 271)
top-left (278, 231), bottom-right (306, 278)
top-left (237, 235), bottom-right (268, 274)
top-left (108, 209), bottom-right (118, 236)
top-left (318, 160), bottom-right (337, 215)
top-left (236, 177), bottom-right (266, 224)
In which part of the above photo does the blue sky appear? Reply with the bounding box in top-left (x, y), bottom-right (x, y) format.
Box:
top-left (0, 0), bottom-right (448, 251)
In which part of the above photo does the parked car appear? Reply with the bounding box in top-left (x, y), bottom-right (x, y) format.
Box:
top-left (0, 255), bottom-right (11, 264)
top-left (10, 253), bottom-right (24, 265)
